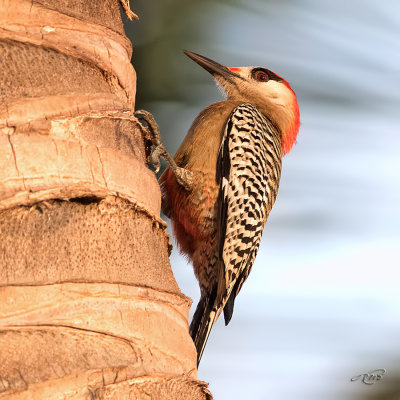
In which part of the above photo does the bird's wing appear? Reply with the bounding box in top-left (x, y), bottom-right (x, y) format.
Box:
top-left (216, 103), bottom-right (282, 324)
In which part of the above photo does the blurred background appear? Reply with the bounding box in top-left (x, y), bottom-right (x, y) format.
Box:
top-left (124, 1), bottom-right (400, 399)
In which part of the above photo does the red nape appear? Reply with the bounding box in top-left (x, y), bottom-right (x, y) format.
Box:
top-left (228, 67), bottom-right (241, 72)
top-left (280, 79), bottom-right (300, 155)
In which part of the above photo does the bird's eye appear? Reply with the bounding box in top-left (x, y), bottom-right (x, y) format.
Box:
top-left (254, 70), bottom-right (269, 82)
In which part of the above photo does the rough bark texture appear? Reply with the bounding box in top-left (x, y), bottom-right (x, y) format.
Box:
top-left (0, 0), bottom-right (212, 398)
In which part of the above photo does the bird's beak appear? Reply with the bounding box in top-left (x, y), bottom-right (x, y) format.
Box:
top-left (184, 50), bottom-right (240, 83)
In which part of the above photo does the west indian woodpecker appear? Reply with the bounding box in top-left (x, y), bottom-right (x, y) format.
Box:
top-left (137, 51), bottom-right (300, 366)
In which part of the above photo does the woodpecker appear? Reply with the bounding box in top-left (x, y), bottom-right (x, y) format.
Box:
top-left (144, 51), bottom-right (300, 366)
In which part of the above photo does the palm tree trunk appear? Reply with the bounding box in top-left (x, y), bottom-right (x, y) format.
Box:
top-left (0, 0), bottom-right (212, 398)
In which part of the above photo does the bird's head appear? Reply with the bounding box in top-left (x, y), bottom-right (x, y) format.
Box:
top-left (184, 50), bottom-right (300, 155)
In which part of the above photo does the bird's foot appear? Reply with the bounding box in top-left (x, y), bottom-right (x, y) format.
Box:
top-left (174, 166), bottom-right (193, 192)
top-left (135, 109), bottom-right (193, 191)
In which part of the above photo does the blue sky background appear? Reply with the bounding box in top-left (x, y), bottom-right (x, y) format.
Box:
top-left (127, 1), bottom-right (400, 398)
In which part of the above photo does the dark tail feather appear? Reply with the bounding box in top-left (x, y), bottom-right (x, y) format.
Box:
top-left (223, 277), bottom-right (242, 325)
top-left (190, 289), bottom-right (218, 367)
top-left (223, 290), bottom-right (236, 326)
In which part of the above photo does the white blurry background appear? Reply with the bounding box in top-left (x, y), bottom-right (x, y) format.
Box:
top-left (126, 1), bottom-right (400, 398)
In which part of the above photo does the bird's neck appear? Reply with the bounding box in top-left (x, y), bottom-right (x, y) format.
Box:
top-left (247, 97), bottom-right (300, 156)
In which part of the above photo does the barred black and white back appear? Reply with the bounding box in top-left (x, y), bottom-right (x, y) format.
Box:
top-left (190, 103), bottom-right (282, 365)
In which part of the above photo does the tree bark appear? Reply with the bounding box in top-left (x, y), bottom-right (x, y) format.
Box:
top-left (0, 1), bottom-right (212, 398)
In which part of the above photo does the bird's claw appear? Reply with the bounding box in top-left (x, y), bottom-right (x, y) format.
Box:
top-left (135, 109), bottom-right (161, 146)
top-left (135, 109), bottom-right (193, 191)
top-left (150, 145), bottom-right (164, 173)
top-left (151, 147), bottom-right (193, 191)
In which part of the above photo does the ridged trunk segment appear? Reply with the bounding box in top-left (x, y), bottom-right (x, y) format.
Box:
top-left (0, 0), bottom-right (212, 398)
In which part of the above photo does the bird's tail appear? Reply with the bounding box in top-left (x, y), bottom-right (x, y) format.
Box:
top-left (189, 289), bottom-right (218, 367)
